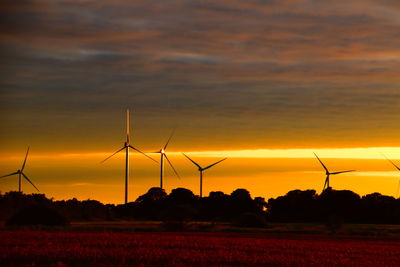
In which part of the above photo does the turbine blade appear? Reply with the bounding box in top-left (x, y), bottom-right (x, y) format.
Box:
top-left (323, 176), bottom-right (328, 191)
top-left (203, 158), bottom-right (227, 170)
top-left (126, 109), bottom-right (130, 144)
top-left (0, 171), bottom-right (19, 179)
top-left (21, 172), bottom-right (40, 192)
top-left (182, 153), bottom-right (201, 169)
top-left (330, 170), bottom-right (356, 175)
top-left (381, 153), bottom-right (400, 171)
top-left (387, 159), bottom-right (400, 171)
top-left (129, 145), bottom-right (158, 163)
top-left (164, 154), bottom-right (180, 178)
top-left (164, 128), bottom-right (175, 150)
top-left (314, 153), bottom-right (329, 173)
top-left (21, 146), bottom-right (30, 171)
top-left (397, 179), bottom-right (400, 199)
top-left (100, 146), bottom-right (126, 163)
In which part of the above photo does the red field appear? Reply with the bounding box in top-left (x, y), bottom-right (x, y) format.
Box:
top-left (1, 231), bottom-right (400, 266)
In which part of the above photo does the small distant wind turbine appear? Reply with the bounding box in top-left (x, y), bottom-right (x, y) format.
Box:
top-left (314, 153), bottom-right (355, 192)
top-left (151, 129), bottom-right (180, 189)
top-left (101, 109), bottom-right (157, 204)
top-left (0, 147), bottom-right (39, 192)
top-left (381, 153), bottom-right (400, 198)
top-left (182, 153), bottom-right (226, 198)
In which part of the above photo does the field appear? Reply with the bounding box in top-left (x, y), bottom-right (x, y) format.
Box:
top-left (1, 230), bottom-right (400, 266)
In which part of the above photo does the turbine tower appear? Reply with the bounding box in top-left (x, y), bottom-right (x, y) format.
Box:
top-left (152, 130), bottom-right (180, 189)
top-left (381, 154), bottom-right (400, 198)
top-left (101, 109), bottom-right (157, 204)
top-left (183, 153), bottom-right (226, 198)
top-left (0, 147), bottom-right (39, 192)
top-left (314, 153), bottom-right (355, 192)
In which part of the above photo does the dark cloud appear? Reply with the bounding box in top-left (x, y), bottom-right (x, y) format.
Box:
top-left (1, 0), bottom-right (400, 151)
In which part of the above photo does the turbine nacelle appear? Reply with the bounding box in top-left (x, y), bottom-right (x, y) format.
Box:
top-left (314, 152), bottom-right (355, 192)
top-left (156, 130), bottom-right (180, 189)
top-left (0, 147), bottom-right (40, 192)
top-left (182, 153), bottom-right (227, 197)
top-left (101, 109), bottom-right (157, 204)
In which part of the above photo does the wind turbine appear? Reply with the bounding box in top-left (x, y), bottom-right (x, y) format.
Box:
top-left (314, 153), bottom-right (355, 192)
top-left (152, 130), bottom-right (180, 189)
top-left (182, 153), bottom-right (226, 198)
top-left (381, 154), bottom-right (400, 198)
top-left (101, 109), bottom-right (157, 204)
top-left (0, 147), bottom-right (39, 192)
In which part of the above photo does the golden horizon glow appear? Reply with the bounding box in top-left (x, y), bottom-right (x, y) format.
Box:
top-left (2, 147), bottom-right (400, 160)
top-left (3, 1), bottom-right (400, 205)
top-left (1, 146), bottom-right (400, 204)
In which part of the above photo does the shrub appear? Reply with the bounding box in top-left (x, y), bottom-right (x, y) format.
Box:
top-left (162, 204), bottom-right (196, 222)
top-left (234, 212), bottom-right (268, 228)
top-left (325, 215), bottom-right (343, 233)
top-left (161, 221), bottom-right (190, 231)
top-left (6, 204), bottom-right (69, 226)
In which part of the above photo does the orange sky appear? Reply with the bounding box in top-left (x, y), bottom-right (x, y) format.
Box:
top-left (1, 148), bottom-right (400, 204)
top-left (1, 1), bottom-right (400, 203)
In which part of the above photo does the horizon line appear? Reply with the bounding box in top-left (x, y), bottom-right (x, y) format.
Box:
top-left (2, 146), bottom-right (400, 160)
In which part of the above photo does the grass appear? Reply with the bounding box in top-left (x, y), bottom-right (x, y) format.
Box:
top-left (4, 220), bottom-right (400, 236)
top-left (64, 221), bottom-right (400, 236)
top-left (1, 230), bottom-right (400, 266)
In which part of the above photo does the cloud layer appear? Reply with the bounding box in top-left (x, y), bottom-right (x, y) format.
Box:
top-left (1, 0), bottom-right (400, 151)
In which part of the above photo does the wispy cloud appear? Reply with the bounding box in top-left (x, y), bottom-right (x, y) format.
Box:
top-left (69, 182), bottom-right (92, 187)
top-left (3, 147), bottom-right (400, 160)
top-left (158, 52), bottom-right (225, 65)
top-left (1, 0), bottom-right (400, 151)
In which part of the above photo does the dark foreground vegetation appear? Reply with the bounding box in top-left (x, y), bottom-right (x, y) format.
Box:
top-left (2, 189), bottom-right (400, 266)
top-left (1, 231), bottom-right (400, 266)
top-left (1, 187), bottom-right (400, 226)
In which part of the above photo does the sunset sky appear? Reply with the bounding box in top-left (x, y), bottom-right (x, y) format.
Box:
top-left (1, 1), bottom-right (400, 203)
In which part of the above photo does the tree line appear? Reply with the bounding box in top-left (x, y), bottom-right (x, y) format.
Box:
top-left (1, 187), bottom-right (400, 226)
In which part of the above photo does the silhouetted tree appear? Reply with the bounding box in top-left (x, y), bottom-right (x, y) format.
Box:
top-left (162, 188), bottom-right (197, 221)
top-left (3, 187), bottom-right (400, 225)
top-left (267, 190), bottom-right (318, 222)
top-left (0, 192), bottom-right (52, 221)
top-left (55, 198), bottom-right (114, 221)
top-left (168, 188), bottom-right (197, 203)
top-left (229, 189), bottom-right (262, 222)
top-left (6, 204), bottom-right (69, 226)
top-left (136, 187), bottom-right (167, 203)
top-left (231, 189), bottom-right (252, 201)
top-left (198, 191), bottom-right (230, 220)
top-left (318, 188), bottom-right (361, 222)
top-left (133, 187), bottom-right (168, 220)
top-left (254, 197), bottom-right (267, 212)
top-left (361, 193), bottom-right (400, 223)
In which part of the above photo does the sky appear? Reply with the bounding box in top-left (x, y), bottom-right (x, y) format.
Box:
top-left (1, 1), bottom-right (400, 203)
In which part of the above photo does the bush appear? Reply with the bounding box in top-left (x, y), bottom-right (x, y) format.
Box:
top-left (161, 221), bottom-right (190, 231)
top-left (234, 212), bottom-right (268, 228)
top-left (6, 204), bottom-right (69, 226)
top-left (162, 204), bottom-right (196, 222)
top-left (325, 215), bottom-right (343, 233)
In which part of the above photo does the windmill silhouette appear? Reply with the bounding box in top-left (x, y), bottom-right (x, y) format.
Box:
top-left (183, 153), bottom-right (226, 198)
top-left (314, 153), bottom-right (355, 192)
top-left (0, 147), bottom-right (39, 192)
top-left (151, 129), bottom-right (180, 189)
top-left (101, 109), bottom-right (157, 204)
top-left (381, 153), bottom-right (400, 198)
